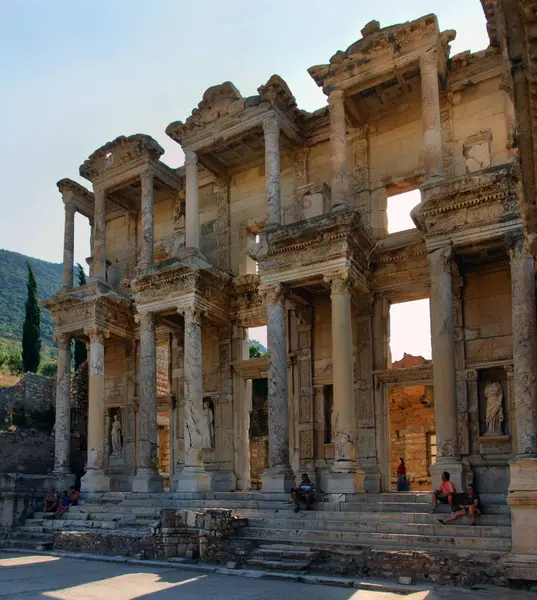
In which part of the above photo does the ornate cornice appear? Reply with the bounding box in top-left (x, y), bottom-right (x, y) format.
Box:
top-left (374, 364), bottom-right (433, 385)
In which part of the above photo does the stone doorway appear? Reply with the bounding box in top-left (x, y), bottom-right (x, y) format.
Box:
top-left (157, 412), bottom-right (170, 490)
top-left (249, 378), bottom-right (268, 490)
top-left (388, 382), bottom-right (435, 491)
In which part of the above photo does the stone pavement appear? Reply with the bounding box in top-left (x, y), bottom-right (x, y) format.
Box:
top-left (0, 553), bottom-right (536, 600)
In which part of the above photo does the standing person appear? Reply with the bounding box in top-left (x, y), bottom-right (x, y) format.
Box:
top-left (437, 484), bottom-right (481, 526)
top-left (396, 458), bottom-right (409, 491)
top-left (429, 471), bottom-right (456, 513)
top-left (291, 473), bottom-right (316, 513)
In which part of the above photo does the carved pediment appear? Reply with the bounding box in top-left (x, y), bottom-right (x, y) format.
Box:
top-left (80, 134), bottom-right (164, 181)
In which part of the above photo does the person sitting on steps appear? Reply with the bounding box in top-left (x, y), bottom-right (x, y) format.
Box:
top-left (429, 471), bottom-right (456, 513)
top-left (291, 473), bottom-right (316, 513)
top-left (437, 483), bottom-right (481, 526)
top-left (43, 488), bottom-right (58, 514)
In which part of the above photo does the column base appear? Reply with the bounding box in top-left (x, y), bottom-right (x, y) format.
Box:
top-left (175, 466), bottom-right (212, 493)
top-left (80, 469), bottom-right (110, 493)
top-left (326, 468), bottom-right (365, 494)
top-left (506, 457), bottom-right (537, 581)
top-left (132, 468), bottom-right (163, 493)
top-left (363, 466), bottom-right (382, 494)
top-left (52, 469), bottom-right (76, 491)
top-left (261, 466), bottom-right (295, 493)
top-left (430, 459), bottom-right (466, 492)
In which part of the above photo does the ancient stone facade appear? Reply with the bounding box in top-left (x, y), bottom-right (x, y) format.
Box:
top-left (43, 6), bottom-right (537, 580)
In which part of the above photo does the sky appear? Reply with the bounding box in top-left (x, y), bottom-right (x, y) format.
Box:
top-left (0, 0), bottom-right (489, 360)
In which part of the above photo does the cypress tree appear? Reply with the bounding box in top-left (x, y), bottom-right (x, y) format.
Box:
top-left (22, 262), bottom-right (41, 373)
top-left (73, 264), bottom-right (87, 370)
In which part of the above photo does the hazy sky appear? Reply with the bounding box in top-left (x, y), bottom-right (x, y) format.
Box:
top-left (0, 0), bottom-right (489, 360)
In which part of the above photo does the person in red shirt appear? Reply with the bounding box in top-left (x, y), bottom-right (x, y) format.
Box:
top-left (396, 458), bottom-right (409, 491)
top-left (430, 471), bottom-right (456, 513)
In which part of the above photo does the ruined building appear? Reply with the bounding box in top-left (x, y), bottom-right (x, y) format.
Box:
top-left (37, 6), bottom-right (537, 582)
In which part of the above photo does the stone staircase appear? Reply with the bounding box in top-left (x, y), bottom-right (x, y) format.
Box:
top-left (2, 490), bottom-right (512, 584)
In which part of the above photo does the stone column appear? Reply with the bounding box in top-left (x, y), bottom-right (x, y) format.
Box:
top-left (329, 90), bottom-right (349, 211)
top-left (81, 325), bottom-right (110, 492)
top-left (176, 305), bottom-right (212, 492)
top-left (133, 312), bottom-right (162, 492)
top-left (507, 237), bottom-right (537, 456)
top-left (263, 113), bottom-right (281, 230)
top-left (324, 270), bottom-right (364, 493)
top-left (139, 169), bottom-right (154, 269)
top-left (185, 150), bottom-right (200, 249)
top-left (53, 333), bottom-right (74, 487)
top-left (420, 49), bottom-right (443, 181)
top-left (506, 234), bottom-right (537, 579)
top-left (92, 186), bottom-right (107, 280)
top-left (428, 246), bottom-right (462, 489)
top-left (62, 201), bottom-right (76, 290)
top-left (87, 219), bottom-right (94, 278)
top-left (260, 284), bottom-right (295, 492)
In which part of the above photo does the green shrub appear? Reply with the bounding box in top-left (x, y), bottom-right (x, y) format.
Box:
top-left (38, 361), bottom-right (57, 378)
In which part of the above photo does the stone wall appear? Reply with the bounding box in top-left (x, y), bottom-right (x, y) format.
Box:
top-left (0, 372), bottom-right (55, 428)
top-left (249, 436), bottom-right (268, 490)
top-left (0, 429), bottom-right (54, 474)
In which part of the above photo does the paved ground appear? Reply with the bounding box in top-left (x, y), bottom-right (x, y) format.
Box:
top-left (0, 553), bottom-right (536, 600)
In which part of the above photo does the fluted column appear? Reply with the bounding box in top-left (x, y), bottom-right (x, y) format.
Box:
top-left (420, 49), bottom-right (443, 181)
top-left (185, 150), bottom-right (200, 249)
top-left (329, 90), bottom-right (349, 211)
top-left (508, 236), bottom-right (537, 457)
top-left (53, 333), bottom-right (72, 478)
top-left (428, 246), bottom-right (462, 488)
top-left (324, 270), bottom-right (364, 493)
top-left (62, 202), bottom-right (76, 290)
top-left (133, 312), bottom-right (162, 492)
top-left (81, 325), bottom-right (110, 492)
top-left (93, 186), bottom-right (107, 280)
top-left (176, 305), bottom-right (212, 492)
top-left (263, 113), bottom-right (281, 230)
top-left (260, 284), bottom-right (294, 492)
top-left (140, 169), bottom-right (154, 269)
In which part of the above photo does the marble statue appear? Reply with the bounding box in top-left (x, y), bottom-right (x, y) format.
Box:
top-left (484, 382), bottom-right (504, 436)
top-left (111, 414), bottom-right (122, 454)
top-left (201, 400), bottom-right (215, 449)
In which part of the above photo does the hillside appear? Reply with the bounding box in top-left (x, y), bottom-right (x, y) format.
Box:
top-left (0, 249), bottom-right (63, 351)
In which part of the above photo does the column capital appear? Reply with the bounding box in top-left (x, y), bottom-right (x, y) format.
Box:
top-left (324, 269), bottom-right (353, 295)
top-left (84, 325), bottom-right (109, 345)
top-left (420, 47), bottom-right (439, 74)
top-left (134, 311), bottom-right (156, 326)
top-left (328, 89), bottom-right (345, 105)
top-left (140, 167), bottom-right (154, 184)
top-left (506, 230), bottom-right (529, 260)
top-left (184, 150), bottom-right (198, 166)
top-left (262, 112), bottom-right (280, 136)
top-left (53, 333), bottom-right (71, 350)
top-left (428, 245), bottom-right (453, 275)
top-left (259, 283), bottom-right (286, 307)
top-left (63, 199), bottom-right (77, 216)
top-left (180, 304), bottom-right (204, 324)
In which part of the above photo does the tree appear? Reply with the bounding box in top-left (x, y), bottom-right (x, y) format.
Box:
top-left (21, 262), bottom-right (41, 373)
top-left (249, 344), bottom-right (262, 359)
top-left (73, 264), bottom-right (88, 370)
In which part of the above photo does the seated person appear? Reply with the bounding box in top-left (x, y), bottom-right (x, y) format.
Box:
top-left (69, 486), bottom-right (80, 506)
top-left (291, 473), bottom-right (316, 513)
top-left (429, 471), bottom-right (456, 513)
top-left (43, 488), bottom-right (58, 514)
top-left (53, 490), bottom-right (71, 519)
top-left (438, 484), bottom-right (481, 526)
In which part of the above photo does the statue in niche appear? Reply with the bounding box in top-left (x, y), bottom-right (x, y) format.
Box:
top-left (111, 414), bottom-right (123, 454)
top-left (484, 382), bottom-right (504, 436)
top-left (201, 399), bottom-right (215, 450)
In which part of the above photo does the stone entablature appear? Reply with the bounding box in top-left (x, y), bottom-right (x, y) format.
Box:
top-left (412, 164), bottom-right (521, 250)
top-left (254, 211), bottom-right (376, 291)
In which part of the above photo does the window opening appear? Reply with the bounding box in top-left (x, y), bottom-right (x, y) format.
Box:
top-left (389, 298), bottom-right (431, 364)
top-left (387, 189), bottom-right (421, 234)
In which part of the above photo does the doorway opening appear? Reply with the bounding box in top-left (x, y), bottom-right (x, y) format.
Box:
top-left (248, 326), bottom-right (267, 359)
top-left (249, 378), bottom-right (268, 489)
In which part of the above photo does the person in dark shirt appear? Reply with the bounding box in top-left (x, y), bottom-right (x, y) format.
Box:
top-left (291, 473), bottom-right (316, 513)
top-left (438, 484), bottom-right (481, 526)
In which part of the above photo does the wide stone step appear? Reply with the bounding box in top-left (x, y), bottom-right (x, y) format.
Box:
top-left (11, 531), bottom-right (53, 542)
top-left (234, 508), bottom-right (510, 526)
top-left (246, 558), bottom-right (310, 571)
top-left (239, 526), bottom-right (512, 552)
top-left (246, 518), bottom-right (510, 538)
top-left (42, 519), bottom-right (118, 530)
top-left (252, 546), bottom-right (318, 561)
top-left (3, 538), bottom-right (53, 550)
